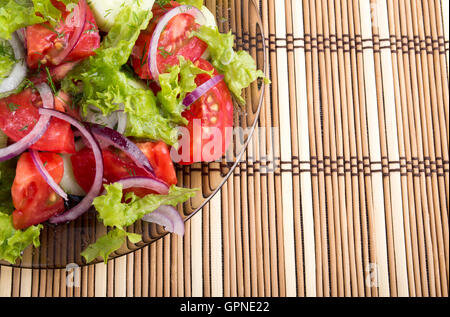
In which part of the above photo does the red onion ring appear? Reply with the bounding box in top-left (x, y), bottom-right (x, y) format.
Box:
top-left (182, 74), bottom-right (224, 107)
top-left (148, 5), bottom-right (205, 85)
top-left (142, 205), bottom-right (185, 236)
top-left (51, 0), bottom-right (87, 65)
top-left (89, 123), bottom-right (155, 176)
top-left (0, 84), bottom-right (53, 162)
top-left (30, 149), bottom-right (68, 201)
top-left (103, 177), bottom-right (169, 196)
top-left (29, 83), bottom-right (68, 200)
top-left (38, 109), bottom-right (103, 225)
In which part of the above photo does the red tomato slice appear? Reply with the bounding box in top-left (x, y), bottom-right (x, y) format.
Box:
top-left (177, 59), bottom-right (234, 165)
top-left (70, 147), bottom-right (152, 194)
top-left (136, 141), bottom-right (178, 186)
top-left (71, 142), bottom-right (177, 197)
top-left (131, 0), bottom-right (208, 80)
top-left (0, 89), bottom-right (76, 154)
top-left (26, 0), bottom-right (100, 69)
top-left (12, 152), bottom-right (65, 230)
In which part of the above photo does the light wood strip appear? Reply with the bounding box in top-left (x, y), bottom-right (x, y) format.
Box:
top-left (202, 204), bottom-right (211, 297)
top-left (275, 0), bottom-right (296, 298)
top-left (93, 220), bottom-right (107, 297)
top-left (372, 0), bottom-right (409, 297)
top-left (261, 0), bottom-right (281, 297)
top-left (291, 0), bottom-right (316, 298)
top-left (267, 0), bottom-right (286, 297)
top-left (360, 0), bottom-right (390, 297)
top-left (19, 249), bottom-right (32, 297)
top-left (210, 191), bottom-right (223, 297)
top-left (226, 177), bottom-right (238, 297)
top-left (190, 210), bottom-right (203, 297)
top-left (114, 255), bottom-right (127, 297)
top-left (442, 0), bottom-right (449, 77)
top-left (0, 266), bottom-right (12, 297)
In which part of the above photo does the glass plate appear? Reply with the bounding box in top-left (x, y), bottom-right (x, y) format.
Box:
top-left (1, 0), bottom-right (266, 269)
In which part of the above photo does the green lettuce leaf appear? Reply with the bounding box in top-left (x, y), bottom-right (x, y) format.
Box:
top-left (62, 0), bottom-right (179, 145)
top-left (192, 25), bottom-right (268, 104)
top-left (157, 56), bottom-right (212, 125)
top-left (0, 0), bottom-right (43, 40)
top-left (94, 183), bottom-right (197, 229)
top-left (0, 213), bottom-right (42, 264)
top-left (80, 227), bottom-right (141, 264)
top-left (179, 0), bottom-right (203, 9)
top-left (0, 39), bottom-right (16, 80)
top-left (0, 0), bottom-right (77, 40)
top-left (81, 183), bottom-right (197, 263)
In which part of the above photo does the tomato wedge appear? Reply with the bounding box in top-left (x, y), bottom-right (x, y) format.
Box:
top-left (136, 141), bottom-right (178, 186)
top-left (12, 152), bottom-right (65, 230)
top-left (26, 0), bottom-right (100, 69)
top-left (131, 0), bottom-right (208, 80)
top-left (177, 59), bottom-right (234, 165)
top-left (71, 142), bottom-right (177, 197)
top-left (0, 89), bottom-right (76, 154)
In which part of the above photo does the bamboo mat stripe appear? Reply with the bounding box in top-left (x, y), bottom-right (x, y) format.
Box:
top-left (0, 0), bottom-right (449, 297)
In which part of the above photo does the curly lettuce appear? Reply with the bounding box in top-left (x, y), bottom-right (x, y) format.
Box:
top-left (81, 183), bottom-right (197, 263)
top-left (192, 25), bottom-right (268, 104)
top-left (0, 213), bottom-right (43, 264)
top-left (0, 0), bottom-right (77, 40)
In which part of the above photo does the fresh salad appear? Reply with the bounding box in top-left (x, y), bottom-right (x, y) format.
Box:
top-left (0, 0), bottom-right (266, 265)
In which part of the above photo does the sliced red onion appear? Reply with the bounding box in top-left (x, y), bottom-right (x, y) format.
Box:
top-left (149, 5), bottom-right (205, 85)
top-left (35, 82), bottom-right (54, 110)
top-left (89, 123), bottom-right (155, 176)
top-left (104, 177), bottom-right (169, 196)
top-left (0, 84), bottom-right (53, 162)
top-left (0, 32), bottom-right (27, 94)
top-left (183, 74), bottom-right (224, 107)
top-left (142, 205), bottom-right (185, 236)
top-left (30, 149), bottom-right (68, 201)
top-left (38, 109), bottom-right (103, 225)
top-left (51, 0), bottom-right (87, 65)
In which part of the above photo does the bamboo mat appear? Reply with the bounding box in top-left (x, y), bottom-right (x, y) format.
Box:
top-left (0, 0), bottom-right (449, 297)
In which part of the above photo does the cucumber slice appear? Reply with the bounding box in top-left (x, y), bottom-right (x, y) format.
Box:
top-left (59, 154), bottom-right (86, 197)
top-left (199, 6), bottom-right (217, 60)
top-left (87, 0), bottom-right (155, 32)
top-left (200, 6), bottom-right (217, 28)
